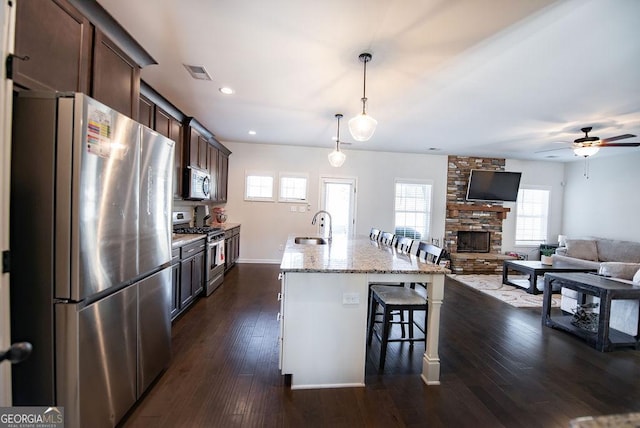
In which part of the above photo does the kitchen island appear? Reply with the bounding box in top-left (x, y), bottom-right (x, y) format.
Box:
top-left (279, 235), bottom-right (450, 389)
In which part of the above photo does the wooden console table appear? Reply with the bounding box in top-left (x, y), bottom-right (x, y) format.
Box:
top-left (542, 272), bottom-right (640, 352)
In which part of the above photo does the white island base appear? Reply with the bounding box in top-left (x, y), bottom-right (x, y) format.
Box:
top-left (279, 271), bottom-right (445, 389)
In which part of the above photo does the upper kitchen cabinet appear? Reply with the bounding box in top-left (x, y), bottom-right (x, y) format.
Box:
top-left (13, 0), bottom-right (92, 92)
top-left (138, 94), bottom-right (154, 128)
top-left (208, 144), bottom-right (219, 201)
top-left (140, 82), bottom-right (186, 200)
top-left (184, 118), bottom-right (212, 172)
top-left (217, 146), bottom-right (230, 203)
top-left (91, 28), bottom-right (140, 118)
top-left (14, 0), bottom-right (156, 117)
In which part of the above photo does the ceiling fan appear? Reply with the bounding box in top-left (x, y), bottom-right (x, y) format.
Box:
top-left (539, 126), bottom-right (639, 157)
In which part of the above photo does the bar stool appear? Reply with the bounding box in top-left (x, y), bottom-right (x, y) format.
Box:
top-left (369, 228), bottom-right (381, 241)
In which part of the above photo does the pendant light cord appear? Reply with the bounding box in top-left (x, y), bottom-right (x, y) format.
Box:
top-left (335, 113), bottom-right (343, 151)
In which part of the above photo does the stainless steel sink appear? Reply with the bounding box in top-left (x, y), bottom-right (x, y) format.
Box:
top-left (294, 236), bottom-right (328, 245)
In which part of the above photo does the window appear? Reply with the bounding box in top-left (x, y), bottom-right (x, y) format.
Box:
top-left (394, 180), bottom-right (432, 240)
top-left (244, 171), bottom-right (275, 201)
top-left (515, 187), bottom-right (550, 245)
top-left (279, 173), bottom-right (308, 202)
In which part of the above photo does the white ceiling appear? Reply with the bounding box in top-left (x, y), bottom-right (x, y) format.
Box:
top-left (97, 0), bottom-right (640, 162)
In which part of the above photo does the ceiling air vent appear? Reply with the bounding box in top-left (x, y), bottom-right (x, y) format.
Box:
top-left (183, 64), bottom-right (212, 81)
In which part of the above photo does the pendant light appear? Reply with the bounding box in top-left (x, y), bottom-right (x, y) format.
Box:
top-left (348, 53), bottom-right (377, 141)
top-left (328, 114), bottom-right (346, 167)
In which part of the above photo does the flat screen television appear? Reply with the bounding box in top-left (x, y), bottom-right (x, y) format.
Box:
top-left (466, 170), bottom-right (522, 202)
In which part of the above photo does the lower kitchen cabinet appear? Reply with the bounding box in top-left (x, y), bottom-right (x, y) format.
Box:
top-left (224, 226), bottom-right (240, 272)
top-left (170, 248), bottom-right (180, 320)
top-left (174, 238), bottom-right (205, 320)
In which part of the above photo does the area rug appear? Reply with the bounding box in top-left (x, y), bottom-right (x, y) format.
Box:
top-left (448, 274), bottom-right (561, 308)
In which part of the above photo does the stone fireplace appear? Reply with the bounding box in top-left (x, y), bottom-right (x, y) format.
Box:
top-left (445, 156), bottom-right (515, 273)
top-left (457, 231), bottom-right (490, 253)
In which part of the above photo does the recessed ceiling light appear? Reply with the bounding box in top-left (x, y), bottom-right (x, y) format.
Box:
top-left (248, 130), bottom-right (256, 135)
top-left (219, 87), bottom-right (234, 95)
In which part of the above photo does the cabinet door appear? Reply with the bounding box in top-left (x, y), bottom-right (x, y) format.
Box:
top-left (180, 259), bottom-right (193, 308)
top-left (208, 145), bottom-right (219, 201)
top-left (218, 152), bottom-right (229, 202)
top-left (170, 262), bottom-right (180, 320)
top-left (192, 252), bottom-right (204, 296)
top-left (224, 238), bottom-right (232, 271)
top-left (139, 95), bottom-right (154, 128)
top-left (198, 136), bottom-right (209, 170)
top-left (188, 128), bottom-right (200, 168)
top-left (170, 119), bottom-right (184, 200)
top-left (233, 233), bottom-right (241, 263)
top-left (14, 0), bottom-right (92, 92)
top-left (92, 28), bottom-right (141, 118)
top-left (156, 109), bottom-right (184, 199)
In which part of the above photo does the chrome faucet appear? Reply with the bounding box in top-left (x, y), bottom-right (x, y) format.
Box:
top-left (311, 210), bottom-right (332, 242)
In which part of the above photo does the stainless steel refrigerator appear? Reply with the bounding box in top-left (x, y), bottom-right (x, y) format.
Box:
top-left (9, 92), bottom-right (174, 427)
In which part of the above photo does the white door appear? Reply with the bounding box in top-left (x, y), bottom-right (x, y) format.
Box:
top-left (0, 0), bottom-right (16, 406)
top-left (319, 177), bottom-right (356, 238)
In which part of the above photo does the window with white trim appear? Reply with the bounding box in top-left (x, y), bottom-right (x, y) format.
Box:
top-left (515, 187), bottom-right (550, 245)
top-left (279, 173), bottom-right (308, 202)
top-left (244, 171), bottom-right (275, 201)
top-left (394, 180), bottom-right (432, 240)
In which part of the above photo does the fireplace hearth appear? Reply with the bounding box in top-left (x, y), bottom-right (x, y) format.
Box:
top-left (457, 231), bottom-right (490, 253)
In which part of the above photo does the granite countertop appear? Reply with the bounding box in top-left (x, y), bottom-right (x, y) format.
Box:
top-left (280, 235), bottom-right (451, 274)
top-left (171, 233), bottom-right (206, 248)
top-left (212, 222), bottom-right (240, 231)
top-left (570, 412), bottom-right (640, 428)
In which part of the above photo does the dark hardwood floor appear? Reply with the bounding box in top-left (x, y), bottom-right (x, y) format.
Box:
top-left (121, 264), bottom-right (640, 427)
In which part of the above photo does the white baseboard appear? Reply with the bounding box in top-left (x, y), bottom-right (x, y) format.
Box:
top-left (236, 258), bottom-right (281, 265)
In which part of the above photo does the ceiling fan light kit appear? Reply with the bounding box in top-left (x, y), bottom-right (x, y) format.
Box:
top-left (328, 113), bottom-right (346, 167)
top-left (573, 145), bottom-right (600, 157)
top-left (349, 53), bottom-right (377, 142)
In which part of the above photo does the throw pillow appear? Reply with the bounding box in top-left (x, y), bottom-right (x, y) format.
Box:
top-left (634, 268), bottom-right (640, 284)
top-left (599, 262), bottom-right (640, 280)
top-left (566, 239), bottom-right (598, 261)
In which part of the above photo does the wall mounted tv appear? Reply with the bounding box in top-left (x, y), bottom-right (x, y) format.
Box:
top-left (466, 170), bottom-right (522, 202)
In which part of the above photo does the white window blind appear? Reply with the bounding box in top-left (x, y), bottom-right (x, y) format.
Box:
top-left (394, 180), bottom-right (432, 240)
top-left (515, 187), bottom-right (550, 245)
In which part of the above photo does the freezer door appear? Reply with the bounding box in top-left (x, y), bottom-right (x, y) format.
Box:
top-left (137, 267), bottom-right (172, 396)
top-left (55, 285), bottom-right (137, 428)
top-left (139, 127), bottom-right (174, 275)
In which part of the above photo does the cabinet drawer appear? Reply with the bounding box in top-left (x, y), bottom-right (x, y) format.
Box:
top-left (171, 248), bottom-right (180, 263)
top-left (181, 239), bottom-right (205, 258)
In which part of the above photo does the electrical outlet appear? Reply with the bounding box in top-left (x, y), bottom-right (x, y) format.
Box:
top-left (342, 292), bottom-right (360, 305)
top-left (278, 244), bottom-right (284, 251)
top-left (298, 206), bottom-right (306, 213)
top-left (290, 206), bottom-right (297, 212)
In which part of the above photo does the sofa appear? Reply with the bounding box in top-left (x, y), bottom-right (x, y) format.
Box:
top-left (553, 238), bottom-right (640, 336)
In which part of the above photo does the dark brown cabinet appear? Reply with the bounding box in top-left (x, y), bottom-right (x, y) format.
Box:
top-left (92, 28), bottom-right (140, 118)
top-left (224, 226), bottom-right (240, 272)
top-left (187, 128), bottom-right (209, 171)
top-left (208, 145), bottom-right (219, 201)
top-left (138, 94), bottom-right (154, 128)
top-left (179, 239), bottom-right (205, 309)
top-left (155, 108), bottom-right (184, 199)
top-left (13, 0), bottom-right (92, 92)
top-left (218, 151), bottom-right (229, 202)
top-left (170, 249), bottom-right (180, 320)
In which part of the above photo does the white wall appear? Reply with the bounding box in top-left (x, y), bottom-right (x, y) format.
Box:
top-left (562, 152), bottom-right (640, 242)
top-left (502, 159), bottom-right (566, 259)
top-left (222, 142), bottom-right (449, 263)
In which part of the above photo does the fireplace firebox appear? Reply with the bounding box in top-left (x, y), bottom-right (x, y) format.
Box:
top-left (457, 231), bottom-right (490, 253)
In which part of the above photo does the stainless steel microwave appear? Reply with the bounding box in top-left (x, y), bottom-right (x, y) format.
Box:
top-left (185, 166), bottom-right (210, 199)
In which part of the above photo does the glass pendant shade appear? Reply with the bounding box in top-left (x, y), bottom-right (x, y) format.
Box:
top-left (328, 113), bottom-right (346, 167)
top-left (349, 53), bottom-right (376, 142)
top-left (328, 148), bottom-right (346, 167)
top-left (573, 146), bottom-right (600, 157)
top-left (348, 112), bottom-right (377, 141)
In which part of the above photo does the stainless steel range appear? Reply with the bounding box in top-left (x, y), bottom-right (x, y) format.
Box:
top-left (173, 212), bottom-right (225, 296)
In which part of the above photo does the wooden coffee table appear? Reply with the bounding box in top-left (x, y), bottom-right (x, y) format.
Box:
top-left (502, 260), bottom-right (597, 295)
top-left (543, 272), bottom-right (640, 351)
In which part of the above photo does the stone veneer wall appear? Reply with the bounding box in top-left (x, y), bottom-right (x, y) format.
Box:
top-left (446, 156), bottom-right (514, 273)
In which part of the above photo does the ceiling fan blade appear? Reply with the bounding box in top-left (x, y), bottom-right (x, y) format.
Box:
top-left (599, 142), bottom-right (640, 147)
top-left (600, 134), bottom-right (636, 143)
